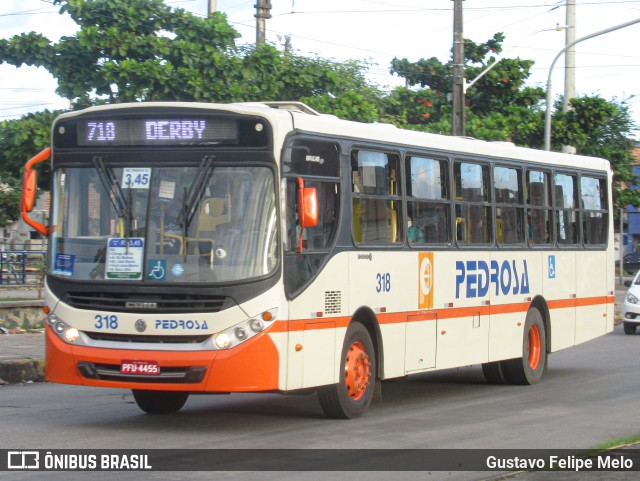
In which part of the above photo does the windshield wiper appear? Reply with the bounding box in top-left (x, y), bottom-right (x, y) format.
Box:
top-left (92, 156), bottom-right (128, 225)
top-left (177, 155), bottom-right (215, 238)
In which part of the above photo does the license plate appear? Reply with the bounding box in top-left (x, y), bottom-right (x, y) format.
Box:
top-left (120, 360), bottom-right (160, 375)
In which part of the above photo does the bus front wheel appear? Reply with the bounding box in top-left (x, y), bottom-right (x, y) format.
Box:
top-left (317, 322), bottom-right (376, 419)
top-left (132, 390), bottom-right (189, 414)
top-left (503, 307), bottom-right (547, 385)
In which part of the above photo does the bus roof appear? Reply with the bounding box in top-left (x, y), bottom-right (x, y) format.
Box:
top-left (54, 101), bottom-right (611, 174)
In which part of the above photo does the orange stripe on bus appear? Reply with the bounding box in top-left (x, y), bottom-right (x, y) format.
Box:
top-left (283, 295), bottom-right (613, 331)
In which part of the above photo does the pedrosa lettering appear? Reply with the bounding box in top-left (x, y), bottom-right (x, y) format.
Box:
top-left (456, 259), bottom-right (529, 299)
top-left (155, 319), bottom-right (209, 330)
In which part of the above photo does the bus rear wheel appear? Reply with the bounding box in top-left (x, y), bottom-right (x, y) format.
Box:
top-left (318, 322), bottom-right (376, 419)
top-left (503, 307), bottom-right (547, 385)
top-left (132, 390), bottom-right (189, 414)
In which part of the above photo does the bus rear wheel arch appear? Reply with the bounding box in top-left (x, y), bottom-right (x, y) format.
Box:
top-left (317, 321), bottom-right (377, 419)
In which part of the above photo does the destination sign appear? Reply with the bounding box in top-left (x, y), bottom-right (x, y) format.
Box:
top-left (76, 118), bottom-right (239, 146)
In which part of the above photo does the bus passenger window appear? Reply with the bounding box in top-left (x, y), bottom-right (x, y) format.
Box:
top-left (405, 155), bottom-right (450, 245)
top-left (454, 162), bottom-right (492, 245)
top-left (554, 173), bottom-right (578, 245)
top-left (494, 166), bottom-right (524, 245)
top-left (581, 176), bottom-right (607, 245)
top-left (526, 171), bottom-right (552, 245)
top-left (351, 150), bottom-right (401, 245)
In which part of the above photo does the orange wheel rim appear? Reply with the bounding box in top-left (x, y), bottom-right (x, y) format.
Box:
top-left (344, 341), bottom-right (371, 401)
top-left (528, 324), bottom-right (542, 370)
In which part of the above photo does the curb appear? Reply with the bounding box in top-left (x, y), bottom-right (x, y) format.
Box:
top-left (0, 359), bottom-right (45, 385)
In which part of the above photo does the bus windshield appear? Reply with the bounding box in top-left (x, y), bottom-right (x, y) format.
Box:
top-left (49, 162), bottom-right (278, 284)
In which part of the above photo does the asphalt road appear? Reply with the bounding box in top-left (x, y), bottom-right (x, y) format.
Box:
top-left (1, 321), bottom-right (640, 481)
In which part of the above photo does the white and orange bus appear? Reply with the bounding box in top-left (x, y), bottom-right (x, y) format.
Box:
top-left (21, 102), bottom-right (614, 418)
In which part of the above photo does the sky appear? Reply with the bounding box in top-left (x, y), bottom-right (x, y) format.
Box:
top-left (1, 0), bottom-right (640, 139)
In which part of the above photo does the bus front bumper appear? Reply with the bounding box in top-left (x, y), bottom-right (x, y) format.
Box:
top-left (44, 325), bottom-right (280, 392)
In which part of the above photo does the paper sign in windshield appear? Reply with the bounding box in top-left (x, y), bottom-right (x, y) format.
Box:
top-left (106, 238), bottom-right (144, 279)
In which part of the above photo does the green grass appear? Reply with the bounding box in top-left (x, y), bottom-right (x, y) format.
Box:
top-left (592, 434), bottom-right (640, 450)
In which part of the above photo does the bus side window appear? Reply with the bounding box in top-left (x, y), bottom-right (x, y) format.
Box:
top-left (581, 176), bottom-right (607, 245)
top-left (554, 173), bottom-right (578, 245)
top-left (406, 155), bottom-right (450, 246)
top-left (454, 161), bottom-right (492, 245)
top-left (351, 150), bottom-right (401, 245)
top-left (526, 171), bottom-right (552, 245)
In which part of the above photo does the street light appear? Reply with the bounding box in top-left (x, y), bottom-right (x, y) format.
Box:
top-left (543, 18), bottom-right (640, 151)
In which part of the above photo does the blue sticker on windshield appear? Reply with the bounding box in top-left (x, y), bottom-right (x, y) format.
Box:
top-left (147, 259), bottom-right (166, 281)
top-left (53, 254), bottom-right (75, 276)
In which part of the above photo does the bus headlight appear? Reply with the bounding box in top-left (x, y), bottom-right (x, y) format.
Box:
top-left (212, 308), bottom-right (277, 350)
top-left (47, 313), bottom-right (81, 344)
top-left (214, 333), bottom-right (232, 349)
top-left (249, 319), bottom-right (264, 333)
top-left (64, 328), bottom-right (80, 343)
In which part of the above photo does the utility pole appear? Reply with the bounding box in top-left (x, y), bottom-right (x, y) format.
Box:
top-left (256, 0), bottom-right (272, 45)
top-left (452, 0), bottom-right (465, 136)
top-left (207, 0), bottom-right (216, 16)
top-left (562, 0), bottom-right (576, 154)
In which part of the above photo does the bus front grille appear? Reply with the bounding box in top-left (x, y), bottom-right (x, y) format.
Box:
top-left (63, 291), bottom-right (233, 313)
top-left (84, 332), bottom-right (211, 344)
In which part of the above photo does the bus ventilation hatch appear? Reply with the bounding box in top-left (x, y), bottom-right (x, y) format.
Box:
top-left (325, 291), bottom-right (342, 314)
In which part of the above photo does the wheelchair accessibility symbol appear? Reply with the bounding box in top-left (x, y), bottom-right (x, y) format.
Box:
top-left (147, 260), bottom-right (166, 280)
top-left (548, 255), bottom-right (556, 279)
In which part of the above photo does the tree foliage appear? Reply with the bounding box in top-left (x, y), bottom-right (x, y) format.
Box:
top-left (554, 96), bottom-right (640, 208)
top-left (387, 33), bottom-right (546, 145)
top-left (0, 176), bottom-right (22, 227)
top-left (0, 0), bottom-right (376, 117)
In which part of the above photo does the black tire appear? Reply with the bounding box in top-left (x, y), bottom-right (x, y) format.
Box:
top-left (318, 322), bottom-right (376, 419)
top-left (132, 390), bottom-right (189, 414)
top-left (624, 322), bottom-right (637, 335)
top-left (482, 360), bottom-right (509, 385)
top-left (502, 307), bottom-right (547, 385)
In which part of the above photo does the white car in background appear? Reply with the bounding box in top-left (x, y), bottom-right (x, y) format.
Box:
top-left (622, 271), bottom-right (640, 335)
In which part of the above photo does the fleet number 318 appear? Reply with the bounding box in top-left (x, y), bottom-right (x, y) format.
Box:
top-left (376, 273), bottom-right (391, 293)
top-left (94, 314), bottom-right (119, 329)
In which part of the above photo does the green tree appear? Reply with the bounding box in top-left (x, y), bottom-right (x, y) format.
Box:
top-left (553, 96), bottom-right (640, 209)
top-left (387, 33), bottom-right (545, 144)
top-left (0, 0), bottom-right (378, 118)
top-left (0, 111), bottom-right (58, 188)
top-left (0, 176), bottom-right (22, 227)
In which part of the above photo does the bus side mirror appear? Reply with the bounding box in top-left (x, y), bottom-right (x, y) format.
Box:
top-left (296, 177), bottom-right (318, 253)
top-left (21, 147), bottom-right (51, 236)
top-left (21, 170), bottom-right (38, 212)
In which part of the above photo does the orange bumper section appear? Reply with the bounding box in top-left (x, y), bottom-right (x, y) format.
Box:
top-left (45, 325), bottom-right (280, 393)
